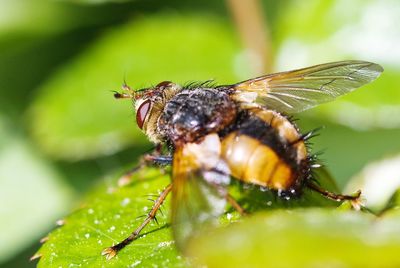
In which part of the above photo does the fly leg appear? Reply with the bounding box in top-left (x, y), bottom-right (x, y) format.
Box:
top-left (226, 194), bottom-right (247, 216)
top-left (306, 181), bottom-right (362, 210)
top-left (118, 145), bottom-right (172, 186)
top-left (102, 183), bottom-right (173, 260)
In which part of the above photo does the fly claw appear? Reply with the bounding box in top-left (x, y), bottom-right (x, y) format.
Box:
top-left (101, 246), bottom-right (118, 260)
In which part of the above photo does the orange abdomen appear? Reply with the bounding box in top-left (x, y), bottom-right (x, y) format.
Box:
top-left (220, 108), bottom-right (309, 192)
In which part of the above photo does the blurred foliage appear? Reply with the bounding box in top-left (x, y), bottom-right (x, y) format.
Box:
top-left (29, 14), bottom-right (243, 160)
top-left (345, 153), bottom-right (400, 211)
top-left (188, 209), bottom-right (400, 268)
top-left (0, 116), bottom-right (73, 263)
top-left (0, 0), bottom-right (399, 267)
top-left (276, 0), bottom-right (400, 130)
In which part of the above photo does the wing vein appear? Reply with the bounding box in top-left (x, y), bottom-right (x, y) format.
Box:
top-left (231, 60), bottom-right (383, 113)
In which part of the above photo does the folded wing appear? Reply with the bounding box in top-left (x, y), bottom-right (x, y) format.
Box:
top-left (231, 60), bottom-right (383, 114)
top-left (171, 134), bottom-right (230, 251)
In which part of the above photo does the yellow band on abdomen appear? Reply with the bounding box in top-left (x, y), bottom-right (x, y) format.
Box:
top-left (221, 132), bottom-right (295, 190)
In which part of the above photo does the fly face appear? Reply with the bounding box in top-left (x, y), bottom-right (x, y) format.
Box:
top-left (130, 81), bottom-right (181, 143)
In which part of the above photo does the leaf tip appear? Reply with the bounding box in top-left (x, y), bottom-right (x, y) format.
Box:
top-left (56, 219), bottom-right (66, 226)
top-left (30, 253), bottom-right (42, 262)
top-left (40, 236), bottom-right (49, 244)
top-left (118, 175), bottom-right (132, 187)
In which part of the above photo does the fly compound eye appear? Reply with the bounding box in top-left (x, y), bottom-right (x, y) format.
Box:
top-left (136, 100), bottom-right (151, 129)
top-left (156, 81), bottom-right (172, 89)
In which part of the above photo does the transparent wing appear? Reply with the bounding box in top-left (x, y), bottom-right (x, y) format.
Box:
top-left (171, 134), bottom-right (230, 251)
top-left (231, 60), bottom-right (383, 114)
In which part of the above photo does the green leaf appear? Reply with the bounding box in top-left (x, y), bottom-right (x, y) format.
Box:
top-left (188, 209), bottom-right (400, 268)
top-left (34, 168), bottom-right (187, 267)
top-left (29, 14), bottom-right (245, 160)
top-left (34, 164), bottom-right (342, 267)
top-left (0, 1), bottom-right (141, 37)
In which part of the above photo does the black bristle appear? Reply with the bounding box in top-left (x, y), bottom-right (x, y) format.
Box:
top-left (136, 214), bottom-right (147, 220)
top-left (183, 80), bottom-right (217, 90)
top-left (153, 216), bottom-right (159, 225)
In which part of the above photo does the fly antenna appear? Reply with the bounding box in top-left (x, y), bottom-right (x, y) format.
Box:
top-left (114, 78), bottom-right (135, 99)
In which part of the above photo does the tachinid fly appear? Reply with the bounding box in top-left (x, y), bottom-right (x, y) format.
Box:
top-left (102, 60), bottom-right (383, 259)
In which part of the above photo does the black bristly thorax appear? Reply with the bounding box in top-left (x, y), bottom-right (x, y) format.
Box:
top-left (158, 87), bottom-right (237, 144)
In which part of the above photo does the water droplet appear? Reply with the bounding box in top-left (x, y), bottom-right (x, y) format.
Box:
top-left (88, 208), bottom-right (94, 214)
top-left (85, 233), bottom-right (90, 239)
top-left (143, 206), bottom-right (148, 212)
top-left (131, 260), bottom-right (142, 267)
top-left (56, 219), bottom-right (65, 226)
top-left (157, 241), bottom-right (173, 248)
top-left (259, 186), bottom-right (267, 192)
top-left (108, 226), bottom-right (116, 232)
top-left (121, 198), bottom-right (131, 206)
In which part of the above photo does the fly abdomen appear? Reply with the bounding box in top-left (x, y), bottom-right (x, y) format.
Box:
top-left (221, 133), bottom-right (294, 189)
top-left (220, 109), bottom-right (310, 194)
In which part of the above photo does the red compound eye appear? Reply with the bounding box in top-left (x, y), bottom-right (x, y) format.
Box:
top-left (136, 100), bottom-right (151, 129)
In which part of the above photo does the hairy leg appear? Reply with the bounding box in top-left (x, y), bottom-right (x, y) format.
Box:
top-left (306, 180), bottom-right (362, 209)
top-left (102, 184), bottom-right (173, 260)
top-left (226, 194), bottom-right (247, 216)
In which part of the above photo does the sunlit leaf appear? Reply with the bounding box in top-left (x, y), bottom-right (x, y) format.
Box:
top-left (34, 169), bottom-right (187, 267)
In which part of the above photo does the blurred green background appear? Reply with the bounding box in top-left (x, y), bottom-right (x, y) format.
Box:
top-left (0, 0), bottom-right (399, 267)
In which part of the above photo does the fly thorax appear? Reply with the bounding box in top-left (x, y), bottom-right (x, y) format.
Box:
top-left (158, 88), bottom-right (237, 144)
